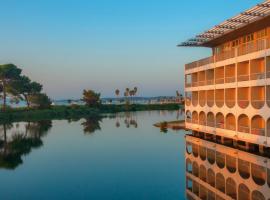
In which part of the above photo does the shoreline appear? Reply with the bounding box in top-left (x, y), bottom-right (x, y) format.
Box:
top-left (0, 103), bottom-right (182, 123)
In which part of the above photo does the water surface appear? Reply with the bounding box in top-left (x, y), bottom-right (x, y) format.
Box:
top-left (0, 110), bottom-right (187, 200)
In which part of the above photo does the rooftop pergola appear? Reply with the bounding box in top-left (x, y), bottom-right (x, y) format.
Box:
top-left (178, 0), bottom-right (270, 47)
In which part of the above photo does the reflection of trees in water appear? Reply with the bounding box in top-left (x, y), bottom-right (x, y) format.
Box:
top-left (115, 112), bottom-right (138, 128)
top-left (81, 116), bottom-right (102, 134)
top-left (0, 120), bottom-right (52, 169)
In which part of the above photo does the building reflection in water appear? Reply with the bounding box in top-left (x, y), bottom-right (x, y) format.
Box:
top-left (0, 120), bottom-right (52, 169)
top-left (185, 134), bottom-right (270, 200)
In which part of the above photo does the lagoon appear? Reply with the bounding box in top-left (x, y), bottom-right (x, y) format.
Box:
top-left (0, 110), bottom-right (187, 200)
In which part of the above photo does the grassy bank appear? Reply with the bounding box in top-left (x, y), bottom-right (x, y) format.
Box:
top-left (0, 103), bottom-right (181, 123)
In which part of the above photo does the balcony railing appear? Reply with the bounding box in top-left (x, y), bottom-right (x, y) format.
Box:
top-left (186, 83), bottom-right (191, 87)
top-left (215, 78), bottom-right (224, 84)
top-left (237, 74), bottom-right (249, 82)
top-left (207, 100), bottom-right (214, 107)
top-left (238, 39), bottom-right (265, 56)
top-left (216, 122), bottom-right (224, 129)
top-left (186, 118), bottom-right (192, 123)
top-left (199, 120), bottom-right (206, 126)
top-left (216, 100), bottom-right (224, 107)
top-left (207, 121), bottom-right (215, 127)
top-left (225, 100), bottom-right (235, 108)
top-left (251, 128), bottom-right (265, 136)
top-left (192, 100), bottom-right (198, 106)
top-left (185, 38), bottom-right (270, 71)
top-left (251, 100), bottom-right (265, 109)
top-left (226, 125), bottom-right (236, 131)
top-left (238, 125), bottom-right (250, 133)
top-left (198, 80), bottom-right (205, 86)
top-left (238, 100), bottom-right (249, 108)
top-left (215, 49), bottom-right (235, 62)
top-left (192, 119), bottom-right (198, 124)
top-left (225, 76), bottom-right (235, 83)
top-left (206, 79), bottom-right (214, 85)
top-left (192, 82), bottom-right (198, 87)
top-left (185, 56), bottom-right (214, 70)
top-left (250, 72), bottom-right (265, 80)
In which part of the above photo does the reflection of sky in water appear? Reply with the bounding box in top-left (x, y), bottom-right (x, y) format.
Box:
top-left (0, 110), bottom-right (187, 200)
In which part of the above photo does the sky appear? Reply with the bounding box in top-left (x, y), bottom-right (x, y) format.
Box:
top-left (0, 0), bottom-right (262, 99)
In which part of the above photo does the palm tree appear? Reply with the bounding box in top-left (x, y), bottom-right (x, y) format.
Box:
top-left (115, 89), bottom-right (120, 104)
top-left (133, 87), bottom-right (137, 95)
top-left (125, 88), bottom-right (130, 104)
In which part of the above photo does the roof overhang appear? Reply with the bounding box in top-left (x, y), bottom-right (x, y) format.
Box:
top-left (178, 0), bottom-right (270, 48)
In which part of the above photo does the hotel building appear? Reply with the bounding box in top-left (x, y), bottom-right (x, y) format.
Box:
top-left (180, 1), bottom-right (270, 151)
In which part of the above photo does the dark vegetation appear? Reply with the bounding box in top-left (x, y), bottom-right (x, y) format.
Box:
top-left (0, 103), bottom-right (181, 123)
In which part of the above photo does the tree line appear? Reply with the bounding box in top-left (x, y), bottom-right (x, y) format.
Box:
top-left (0, 64), bottom-right (51, 111)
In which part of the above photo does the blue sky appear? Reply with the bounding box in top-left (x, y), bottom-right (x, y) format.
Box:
top-left (0, 0), bottom-right (261, 99)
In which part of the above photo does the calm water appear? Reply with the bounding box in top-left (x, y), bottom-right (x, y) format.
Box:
top-left (0, 110), bottom-right (187, 200)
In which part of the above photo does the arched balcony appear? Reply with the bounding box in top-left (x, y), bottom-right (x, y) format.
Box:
top-left (238, 87), bottom-right (249, 108)
top-left (192, 144), bottom-right (198, 157)
top-left (192, 161), bottom-right (199, 177)
top-left (225, 88), bottom-right (236, 108)
top-left (268, 168), bottom-right (270, 188)
top-left (267, 56), bottom-right (270, 79)
top-left (199, 146), bottom-right (206, 161)
top-left (251, 115), bottom-right (265, 136)
top-left (252, 191), bottom-right (265, 200)
top-left (207, 149), bottom-right (215, 164)
top-left (225, 63), bottom-right (236, 83)
top-left (185, 92), bottom-right (191, 106)
top-left (186, 177), bottom-right (193, 192)
top-left (207, 168), bottom-right (215, 187)
top-left (267, 86), bottom-right (270, 108)
top-left (207, 191), bottom-right (215, 200)
top-left (225, 113), bottom-right (236, 131)
top-left (192, 111), bottom-right (198, 124)
top-left (267, 118), bottom-right (270, 137)
top-left (250, 57), bottom-right (265, 80)
top-left (207, 90), bottom-right (214, 107)
top-left (226, 155), bottom-right (236, 173)
top-left (251, 86), bottom-right (265, 109)
top-left (215, 66), bottom-right (224, 84)
top-left (199, 90), bottom-right (206, 107)
top-left (216, 151), bottom-right (225, 169)
top-left (238, 159), bottom-right (250, 179)
top-left (198, 71), bottom-right (206, 86)
top-left (238, 114), bottom-right (250, 133)
top-left (186, 111), bottom-right (192, 123)
top-left (199, 112), bottom-right (206, 126)
top-left (226, 178), bottom-right (237, 199)
top-left (199, 165), bottom-right (207, 182)
top-left (237, 61), bottom-right (249, 82)
top-left (238, 184), bottom-right (250, 200)
top-left (215, 89), bottom-right (224, 108)
top-left (206, 69), bottom-right (214, 85)
top-left (216, 173), bottom-right (225, 193)
top-left (192, 91), bottom-right (198, 107)
top-left (186, 141), bottom-right (192, 154)
top-left (199, 185), bottom-right (207, 200)
top-left (186, 158), bottom-right (192, 173)
top-left (216, 112), bottom-right (224, 129)
top-left (207, 112), bottom-right (215, 127)
top-left (251, 163), bottom-right (266, 186)
top-left (193, 180), bottom-right (199, 196)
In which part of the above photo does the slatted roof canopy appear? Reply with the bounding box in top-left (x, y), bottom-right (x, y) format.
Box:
top-left (178, 0), bottom-right (270, 47)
